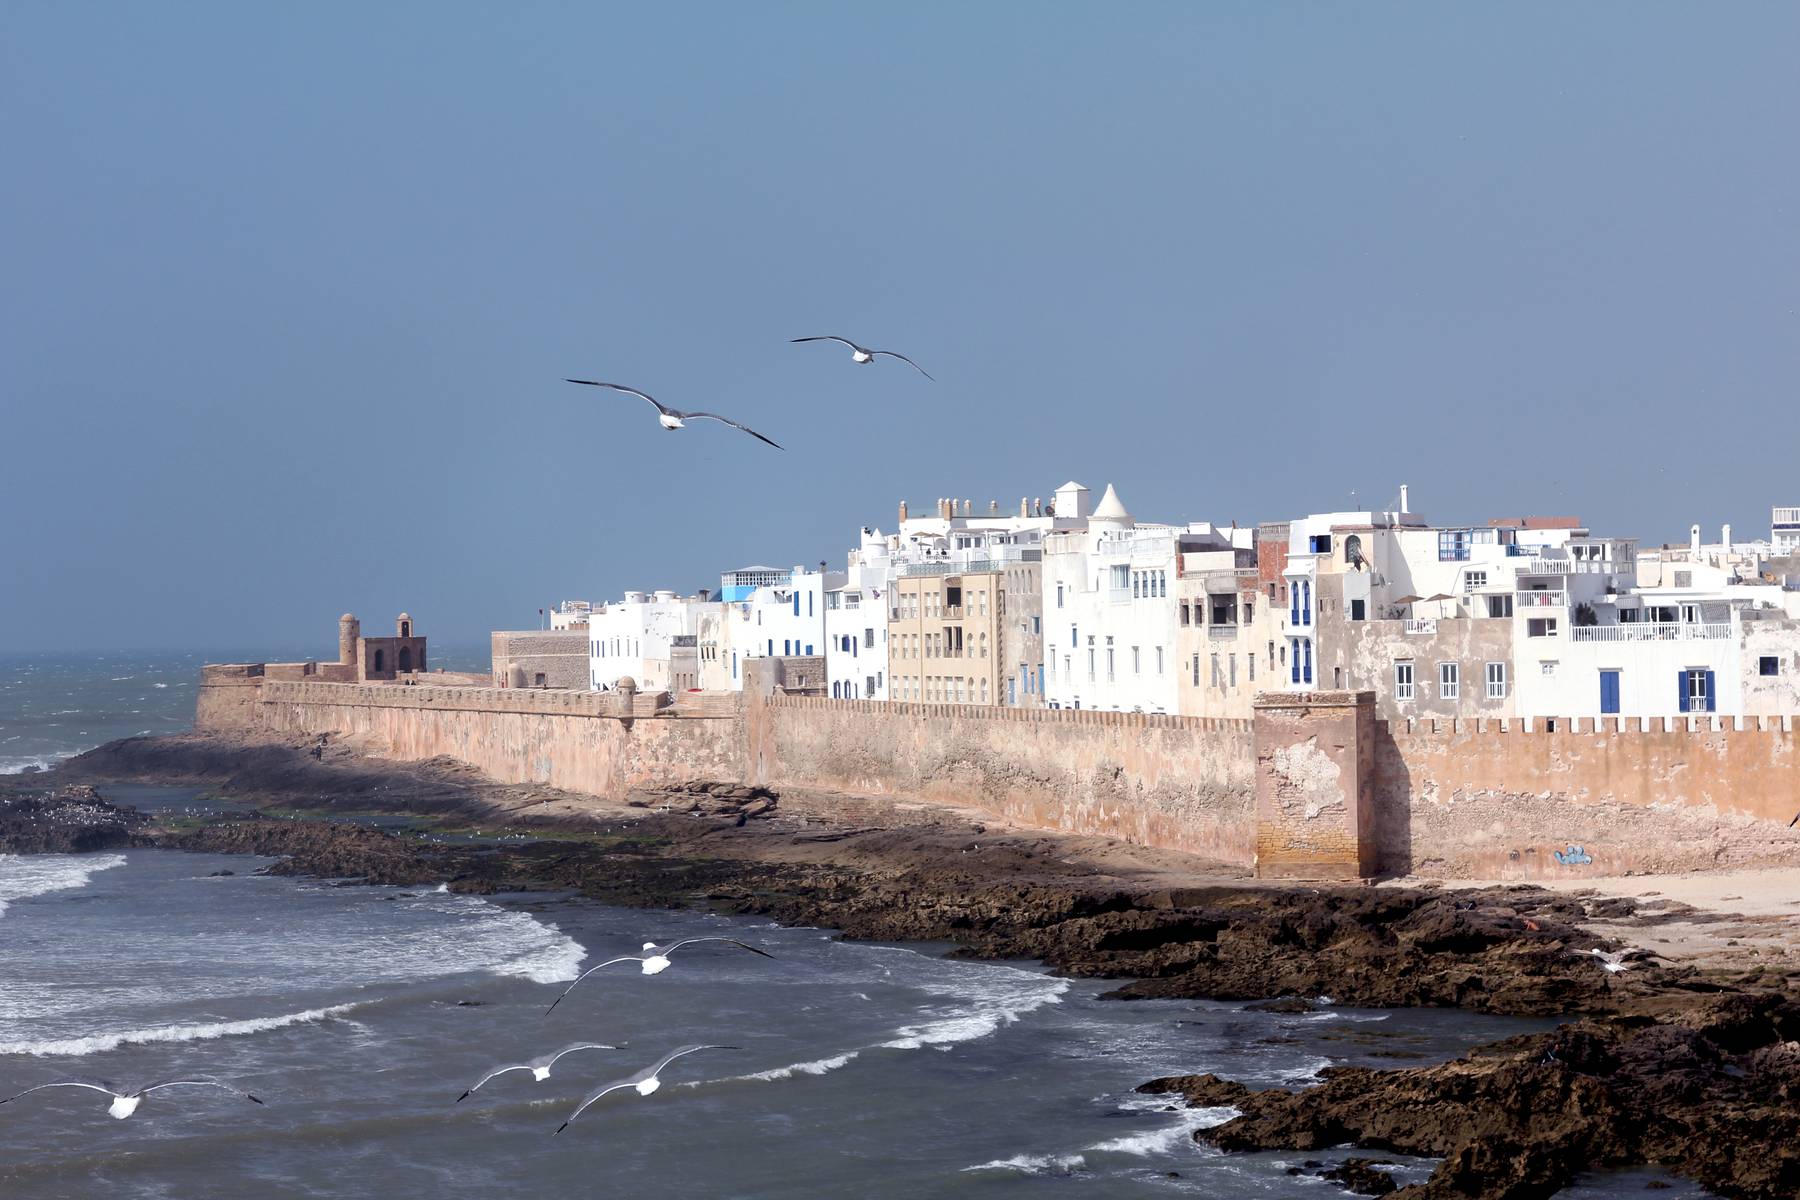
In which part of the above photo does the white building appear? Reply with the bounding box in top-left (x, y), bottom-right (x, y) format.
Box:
top-left (587, 591), bottom-right (716, 692)
top-left (826, 529), bottom-right (893, 700)
top-left (1774, 507), bottom-right (1800, 558)
top-left (1040, 482), bottom-right (1246, 714)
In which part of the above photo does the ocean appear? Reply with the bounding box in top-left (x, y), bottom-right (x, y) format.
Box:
top-left (0, 656), bottom-right (1709, 1198)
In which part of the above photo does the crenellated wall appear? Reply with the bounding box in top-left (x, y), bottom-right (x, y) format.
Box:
top-left (193, 670), bottom-right (1800, 879)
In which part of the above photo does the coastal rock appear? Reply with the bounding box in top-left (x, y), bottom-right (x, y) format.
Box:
top-left (1321, 1158), bottom-right (1398, 1196)
top-left (0, 784), bottom-right (150, 853)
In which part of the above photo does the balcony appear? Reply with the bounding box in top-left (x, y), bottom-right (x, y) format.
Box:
top-left (1570, 622), bottom-right (1732, 643)
top-left (1207, 624), bottom-right (1239, 640)
top-left (1515, 590), bottom-right (1568, 608)
top-left (899, 548), bottom-right (1043, 577)
top-left (1403, 618), bottom-right (1438, 635)
top-left (1521, 558), bottom-right (1622, 576)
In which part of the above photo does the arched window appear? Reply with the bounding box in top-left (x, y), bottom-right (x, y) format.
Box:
top-left (398, 647), bottom-right (412, 672)
top-left (399, 620), bottom-right (412, 638)
top-left (373, 649), bottom-right (385, 672)
top-left (1344, 535), bottom-right (1364, 569)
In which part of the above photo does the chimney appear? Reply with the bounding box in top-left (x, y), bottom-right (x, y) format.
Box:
top-left (1399, 483), bottom-right (1409, 514)
top-left (898, 499), bottom-right (908, 523)
top-left (1722, 523), bottom-right (1732, 551)
top-left (1690, 524), bottom-right (1702, 554)
top-left (1034, 497), bottom-right (1042, 517)
top-left (1020, 497), bottom-right (1029, 518)
top-left (989, 499), bottom-right (998, 514)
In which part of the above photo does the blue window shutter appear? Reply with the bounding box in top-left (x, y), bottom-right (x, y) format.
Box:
top-left (1705, 670), bottom-right (1716, 712)
top-left (792, 593), bottom-right (799, 616)
top-left (1677, 672), bottom-right (1687, 713)
top-left (805, 644), bottom-right (813, 656)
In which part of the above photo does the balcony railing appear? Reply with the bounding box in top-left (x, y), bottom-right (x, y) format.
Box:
top-left (1403, 618), bottom-right (1438, 635)
top-left (1207, 624), bottom-right (1239, 639)
top-left (1520, 558), bottom-right (1622, 576)
top-left (1570, 622), bottom-right (1732, 643)
top-left (1515, 590), bottom-right (1568, 607)
top-left (1774, 508), bottom-right (1800, 525)
top-left (898, 549), bottom-right (1042, 577)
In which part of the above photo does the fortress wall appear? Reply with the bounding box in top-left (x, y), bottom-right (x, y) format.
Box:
top-left (1376, 715), bottom-right (1800, 878)
top-left (252, 681), bottom-right (745, 797)
top-left (749, 694), bottom-right (1258, 863)
top-left (194, 672), bottom-right (1800, 879)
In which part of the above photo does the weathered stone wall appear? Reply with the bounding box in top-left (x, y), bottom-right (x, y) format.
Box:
top-left (195, 664), bottom-right (266, 730)
top-left (490, 630), bottom-right (591, 690)
top-left (748, 693), bottom-right (1257, 862)
top-left (1376, 715), bottom-right (1800, 878)
top-left (254, 680), bottom-right (744, 797)
top-left (1253, 691), bottom-right (1376, 880)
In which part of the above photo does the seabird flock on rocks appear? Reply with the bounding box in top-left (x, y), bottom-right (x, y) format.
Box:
top-left (567, 332), bottom-right (934, 448)
top-left (1, 928), bottom-right (774, 1136)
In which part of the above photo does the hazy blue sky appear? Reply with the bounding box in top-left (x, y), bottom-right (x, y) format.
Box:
top-left (2, 2), bottom-right (1795, 652)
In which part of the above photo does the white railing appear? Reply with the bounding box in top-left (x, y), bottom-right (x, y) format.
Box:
top-left (1207, 624), bottom-right (1239, 639)
top-left (1403, 618), bottom-right (1438, 634)
top-left (1521, 559), bottom-right (1622, 575)
top-left (1774, 507), bottom-right (1800, 525)
top-left (1569, 622), bottom-right (1732, 643)
top-left (1515, 590), bottom-right (1568, 607)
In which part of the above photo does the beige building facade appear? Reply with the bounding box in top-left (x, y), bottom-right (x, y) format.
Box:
top-left (886, 569), bottom-right (1008, 704)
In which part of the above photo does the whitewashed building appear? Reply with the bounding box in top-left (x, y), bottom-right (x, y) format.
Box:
top-left (826, 529), bottom-right (893, 700)
top-left (587, 590), bottom-right (716, 692)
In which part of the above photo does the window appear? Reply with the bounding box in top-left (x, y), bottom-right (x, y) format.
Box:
top-left (1228, 654), bottom-right (1236, 687)
top-left (1309, 534), bottom-right (1333, 554)
top-left (1487, 594), bottom-right (1514, 619)
top-left (1439, 662), bottom-right (1460, 700)
top-left (1156, 647), bottom-right (1164, 675)
top-left (1106, 647), bottom-right (1115, 681)
top-left (1438, 530), bottom-right (1473, 561)
top-left (1674, 571), bottom-right (1693, 588)
top-left (1248, 653), bottom-right (1255, 682)
top-left (1350, 598), bottom-right (1366, 621)
top-left (1527, 617), bottom-right (1557, 638)
top-left (1088, 648), bottom-right (1096, 681)
top-left (1681, 668), bottom-right (1715, 713)
top-left (865, 628), bottom-right (875, 648)
top-left (1056, 583), bottom-right (1064, 608)
top-left (1213, 653), bottom-right (1223, 687)
top-left (1031, 616), bottom-right (1040, 634)
top-left (1302, 638), bottom-right (1312, 684)
top-left (1464, 571), bottom-right (1488, 592)
top-left (1132, 646), bottom-right (1140, 674)
top-left (1395, 661), bottom-right (1415, 701)
top-left (1192, 655), bottom-right (1200, 686)
top-left (1180, 601), bottom-right (1191, 626)
top-left (1486, 662), bottom-right (1507, 699)
top-left (1760, 656), bottom-right (1782, 677)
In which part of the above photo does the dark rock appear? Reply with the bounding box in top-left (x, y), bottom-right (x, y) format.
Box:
top-left (0, 785), bottom-right (150, 853)
top-left (209, 869), bottom-right (235, 876)
top-left (1245, 997), bottom-right (1320, 1014)
top-left (1319, 1158), bottom-right (1396, 1196)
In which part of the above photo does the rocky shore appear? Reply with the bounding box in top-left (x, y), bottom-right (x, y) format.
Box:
top-left (19, 730), bottom-right (1800, 1197)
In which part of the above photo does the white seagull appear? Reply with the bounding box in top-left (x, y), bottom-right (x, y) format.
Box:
top-left (456, 1042), bottom-right (623, 1103)
top-left (0, 1076), bottom-right (263, 1120)
top-left (790, 336), bottom-right (934, 381)
top-left (544, 938), bottom-right (775, 1015)
top-left (563, 380), bottom-right (783, 448)
top-left (553, 1044), bottom-right (738, 1135)
top-left (1580, 947), bottom-right (1647, 973)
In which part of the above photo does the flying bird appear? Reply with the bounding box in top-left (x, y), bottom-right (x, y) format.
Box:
top-left (0, 1076), bottom-right (263, 1120)
top-left (790, 336), bottom-right (933, 381)
top-left (563, 380), bottom-right (783, 449)
top-left (456, 1042), bottom-right (623, 1103)
top-left (544, 938), bottom-right (774, 1015)
top-left (1579, 947), bottom-right (1648, 973)
top-left (553, 1045), bottom-right (738, 1135)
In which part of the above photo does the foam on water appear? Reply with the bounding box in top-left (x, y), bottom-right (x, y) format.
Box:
top-left (0, 1002), bottom-right (363, 1057)
top-left (1274, 1056), bottom-right (1333, 1085)
top-left (0, 753), bottom-right (74, 775)
top-left (1085, 1097), bottom-right (1241, 1157)
top-left (727, 1051), bottom-right (861, 1082)
top-left (405, 892), bottom-right (585, 984)
top-left (964, 1152), bottom-right (1089, 1175)
top-left (0, 853), bottom-right (126, 916)
top-left (876, 963), bottom-right (1068, 1050)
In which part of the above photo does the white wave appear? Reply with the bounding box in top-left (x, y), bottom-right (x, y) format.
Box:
top-left (0, 853), bottom-right (126, 916)
top-left (876, 968), bottom-right (1068, 1051)
top-left (963, 1152), bottom-right (1088, 1175)
top-left (729, 1052), bottom-right (860, 1082)
top-left (1275, 1056), bottom-right (1332, 1085)
top-left (152, 683), bottom-right (169, 689)
top-left (1086, 1104), bottom-right (1240, 1156)
top-left (0, 1002), bottom-right (361, 1057)
top-left (0, 752), bottom-right (74, 775)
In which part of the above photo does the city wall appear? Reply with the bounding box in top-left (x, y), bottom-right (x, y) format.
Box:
top-left (195, 673), bottom-right (1800, 880)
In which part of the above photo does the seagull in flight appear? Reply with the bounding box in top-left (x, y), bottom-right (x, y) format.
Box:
top-left (553, 1045), bottom-right (738, 1135)
top-left (1579, 947), bottom-right (1649, 973)
top-left (790, 336), bottom-right (934, 381)
top-left (563, 380), bottom-right (783, 449)
top-left (457, 1042), bottom-right (623, 1103)
top-left (544, 937), bottom-right (775, 1015)
top-left (0, 1076), bottom-right (263, 1120)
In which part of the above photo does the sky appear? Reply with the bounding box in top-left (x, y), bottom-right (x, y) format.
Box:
top-left (1, 2), bottom-right (1795, 652)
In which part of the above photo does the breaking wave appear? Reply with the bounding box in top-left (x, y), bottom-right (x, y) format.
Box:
top-left (730, 1052), bottom-right (860, 1082)
top-left (0, 1002), bottom-right (363, 1057)
top-left (877, 964), bottom-right (1068, 1050)
top-left (964, 1152), bottom-right (1088, 1175)
top-left (0, 853), bottom-right (126, 917)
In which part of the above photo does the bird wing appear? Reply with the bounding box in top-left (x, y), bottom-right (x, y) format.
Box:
top-left (456, 1063), bottom-right (530, 1102)
top-left (542, 1042), bottom-right (622, 1068)
top-left (677, 413), bottom-right (784, 450)
top-left (871, 350), bottom-right (934, 381)
top-left (543, 956), bottom-right (642, 1016)
top-left (652, 1043), bottom-right (739, 1075)
top-left (790, 336), bottom-right (861, 351)
top-left (563, 380), bottom-right (672, 416)
top-left (138, 1078), bottom-right (264, 1104)
top-left (553, 1080), bottom-right (639, 1135)
top-left (658, 937), bottom-right (775, 959)
top-left (0, 1078), bottom-right (120, 1104)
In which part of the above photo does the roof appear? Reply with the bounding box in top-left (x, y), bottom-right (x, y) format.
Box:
top-left (1488, 516), bottom-right (1583, 530)
top-left (1055, 480), bottom-right (1089, 493)
top-left (1090, 483), bottom-right (1133, 522)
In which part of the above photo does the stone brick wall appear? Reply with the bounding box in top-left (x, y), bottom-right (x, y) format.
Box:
top-left (1253, 691), bottom-right (1376, 880)
top-left (194, 664), bottom-right (265, 730)
top-left (490, 630), bottom-right (591, 690)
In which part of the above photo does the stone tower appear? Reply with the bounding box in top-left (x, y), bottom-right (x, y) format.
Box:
top-left (338, 614), bottom-right (360, 667)
top-left (397, 612), bottom-right (412, 638)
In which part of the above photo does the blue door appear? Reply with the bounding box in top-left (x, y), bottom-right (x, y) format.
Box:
top-left (1599, 670), bottom-right (1620, 715)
